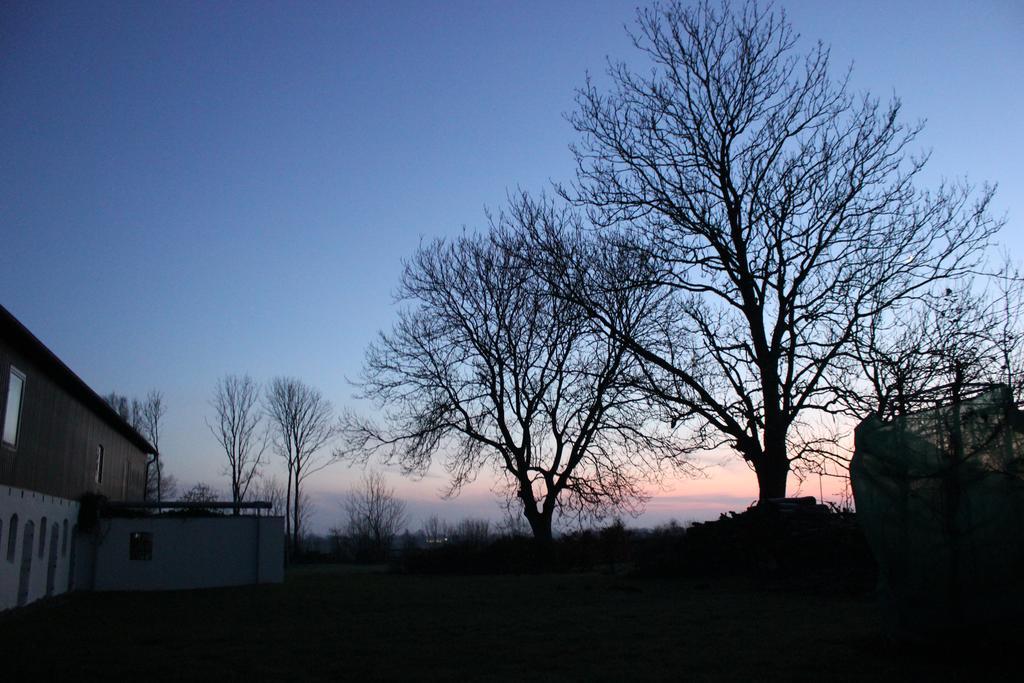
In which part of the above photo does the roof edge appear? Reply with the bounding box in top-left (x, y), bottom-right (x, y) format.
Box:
top-left (0, 303), bottom-right (157, 454)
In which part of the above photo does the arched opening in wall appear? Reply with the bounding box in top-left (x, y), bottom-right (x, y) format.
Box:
top-left (95, 445), bottom-right (104, 484)
top-left (17, 520), bottom-right (35, 607)
top-left (62, 519), bottom-right (68, 556)
top-left (67, 524), bottom-right (77, 592)
top-left (39, 516), bottom-right (47, 558)
top-left (6, 514), bottom-right (17, 562)
top-left (46, 523), bottom-right (59, 596)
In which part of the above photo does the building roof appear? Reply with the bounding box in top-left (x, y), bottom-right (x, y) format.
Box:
top-left (0, 303), bottom-right (156, 454)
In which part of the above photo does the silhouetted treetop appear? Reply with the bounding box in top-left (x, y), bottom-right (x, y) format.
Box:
top-left (343, 195), bottom-right (695, 545)
top-left (547, 0), bottom-right (1004, 500)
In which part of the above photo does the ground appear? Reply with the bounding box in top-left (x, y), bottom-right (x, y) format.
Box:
top-left (1, 566), bottom-right (1019, 681)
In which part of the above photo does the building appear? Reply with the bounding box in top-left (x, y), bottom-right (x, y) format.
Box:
top-left (1, 303), bottom-right (154, 609)
top-left (1, 304), bottom-right (285, 610)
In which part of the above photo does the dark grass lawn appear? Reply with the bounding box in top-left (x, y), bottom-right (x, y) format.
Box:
top-left (2, 566), bottom-right (1020, 681)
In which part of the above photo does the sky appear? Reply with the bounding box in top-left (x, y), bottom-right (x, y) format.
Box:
top-left (2, 0), bottom-right (1022, 534)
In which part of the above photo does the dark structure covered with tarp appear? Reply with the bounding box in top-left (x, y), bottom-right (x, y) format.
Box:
top-left (852, 386), bottom-right (1024, 636)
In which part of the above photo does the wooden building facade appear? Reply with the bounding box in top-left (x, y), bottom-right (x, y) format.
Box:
top-left (1, 303), bottom-right (153, 609)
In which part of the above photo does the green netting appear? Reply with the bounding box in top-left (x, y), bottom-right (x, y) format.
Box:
top-left (851, 385), bottom-right (1024, 637)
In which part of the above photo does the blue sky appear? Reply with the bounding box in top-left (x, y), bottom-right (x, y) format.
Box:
top-left (2, 1), bottom-right (1022, 532)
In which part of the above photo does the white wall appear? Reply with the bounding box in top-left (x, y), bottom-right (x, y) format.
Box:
top-left (82, 515), bottom-right (284, 592)
top-left (0, 486), bottom-right (79, 611)
top-left (4, 496), bottom-right (284, 608)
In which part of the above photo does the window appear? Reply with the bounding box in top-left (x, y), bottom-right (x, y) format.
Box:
top-left (62, 519), bottom-right (68, 557)
top-left (39, 516), bottom-right (47, 557)
top-left (2, 366), bottom-right (25, 449)
top-left (129, 531), bottom-right (152, 561)
top-left (6, 514), bottom-right (17, 562)
top-left (95, 445), bottom-right (104, 484)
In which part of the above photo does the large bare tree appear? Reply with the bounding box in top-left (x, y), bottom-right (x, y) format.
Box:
top-left (208, 375), bottom-right (267, 514)
top-left (550, 1), bottom-right (1003, 501)
top-left (343, 207), bottom-right (692, 548)
top-left (265, 377), bottom-right (339, 554)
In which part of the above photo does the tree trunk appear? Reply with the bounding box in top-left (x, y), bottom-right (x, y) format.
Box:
top-left (527, 512), bottom-right (553, 545)
top-left (155, 453), bottom-right (162, 504)
top-left (523, 506), bottom-right (554, 569)
top-left (145, 454), bottom-right (155, 501)
top-left (292, 471), bottom-right (301, 556)
top-left (749, 410), bottom-right (791, 501)
top-left (284, 466), bottom-right (293, 545)
top-left (753, 451), bottom-right (789, 501)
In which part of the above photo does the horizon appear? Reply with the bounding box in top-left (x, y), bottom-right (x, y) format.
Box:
top-left (2, 0), bottom-right (1022, 534)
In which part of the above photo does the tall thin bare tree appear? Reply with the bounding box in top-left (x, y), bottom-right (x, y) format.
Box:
top-left (140, 391), bottom-right (166, 502)
top-left (265, 377), bottom-right (339, 554)
top-left (104, 390), bottom-right (168, 501)
top-left (208, 375), bottom-right (267, 514)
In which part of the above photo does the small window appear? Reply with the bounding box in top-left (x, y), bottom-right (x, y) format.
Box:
top-left (129, 531), bottom-right (152, 561)
top-left (62, 519), bottom-right (68, 557)
top-left (39, 516), bottom-right (47, 557)
top-left (2, 366), bottom-right (25, 449)
top-left (96, 445), bottom-right (105, 484)
top-left (6, 514), bottom-right (17, 562)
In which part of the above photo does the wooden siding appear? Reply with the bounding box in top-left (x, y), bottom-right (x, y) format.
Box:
top-left (0, 338), bottom-right (148, 501)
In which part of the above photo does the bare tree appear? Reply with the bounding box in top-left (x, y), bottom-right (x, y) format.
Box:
top-left (252, 474), bottom-right (288, 517)
top-left (181, 482), bottom-right (219, 511)
top-left (342, 471), bottom-right (408, 562)
top-left (449, 518), bottom-right (491, 548)
top-left (104, 390), bottom-right (169, 502)
top-left (104, 392), bottom-right (141, 428)
top-left (546, 1), bottom-right (1002, 501)
top-left (264, 377), bottom-right (339, 554)
top-left (497, 506), bottom-right (531, 538)
top-left (208, 375), bottom-right (267, 514)
top-left (343, 211), bottom-right (693, 549)
top-left (159, 472), bottom-right (179, 501)
top-left (295, 488), bottom-right (315, 548)
top-left (838, 268), bottom-right (1024, 422)
top-left (139, 391), bottom-right (167, 502)
top-left (421, 514), bottom-right (447, 544)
